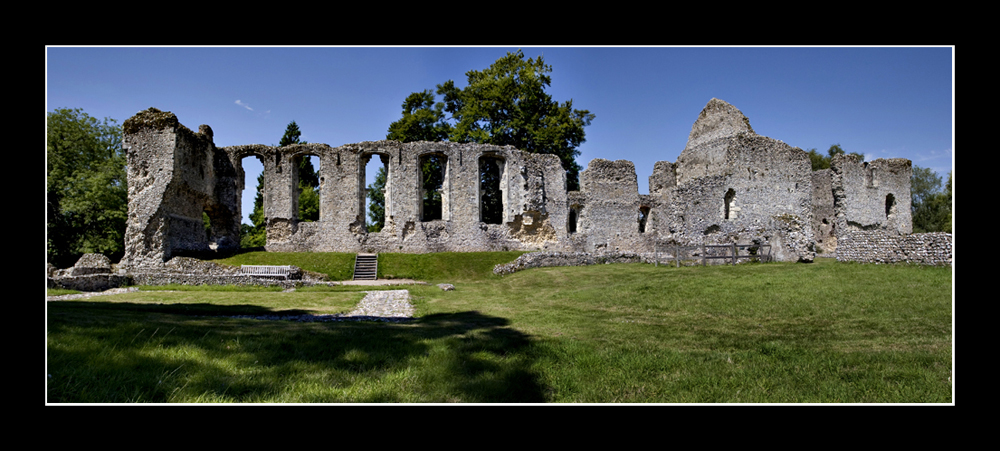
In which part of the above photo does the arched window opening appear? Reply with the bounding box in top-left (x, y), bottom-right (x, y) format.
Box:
top-left (724, 188), bottom-right (736, 220)
top-left (240, 155), bottom-right (266, 248)
top-left (295, 154), bottom-right (321, 222)
top-left (363, 153), bottom-right (389, 232)
top-left (885, 193), bottom-right (896, 218)
top-left (638, 206), bottom-right (650, 233)
top-left (203, 210), bottom-right (213, 241)
top-left (479, 156), bottom-right (505, 224)
top-left (420, 154), bottom-right (447, 222)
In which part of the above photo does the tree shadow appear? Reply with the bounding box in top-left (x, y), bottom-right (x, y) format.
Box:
top-left (47, 303), bottom-right (547, 403)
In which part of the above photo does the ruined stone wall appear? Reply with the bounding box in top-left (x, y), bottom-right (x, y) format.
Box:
top-left (572, 159), bottom-right (654, 253)
top-left (223, 140), bottom-right (571, 255)
top-left (836, 231), bottom-right (952, 265)
top-left (122, 108), bottom-right (241, 268)
top-left (832, 154), bottom-right (912, 235)
top-left (120, 99), bottom-right (917, 267)
top-left (653, 100), bottom-right (817, 262)
top-left (811, 169), bottom-right (836, 253)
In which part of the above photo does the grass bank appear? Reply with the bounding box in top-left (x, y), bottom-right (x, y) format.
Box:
top-left (46, 256), bottom-right (952, 403)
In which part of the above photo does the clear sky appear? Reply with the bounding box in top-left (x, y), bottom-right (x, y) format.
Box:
top-left (46, 46), bottom-right (954, 226)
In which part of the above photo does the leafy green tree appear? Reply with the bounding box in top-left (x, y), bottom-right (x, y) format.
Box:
top-left (278, 120), bottom-right (320, 222)
top-left (911, 166), bottom-right (952, 233)
top-left (386, 90), bottom-right (452, 142)
top-left (47, 108), bottom-right (127, 268)
top-left (366, 166), bottom-right (386, 232)
top-left (808, 144), bottom-right (866, 171)
top-left (240, 171), bottom-right (267, 248)
top-left (387, 49), bottom-right (594, 190)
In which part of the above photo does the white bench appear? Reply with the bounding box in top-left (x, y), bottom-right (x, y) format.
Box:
top-left (240, 265), bottom-right (293, 279)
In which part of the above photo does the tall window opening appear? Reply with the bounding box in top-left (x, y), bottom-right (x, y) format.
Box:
top-left (724, 188), bottom-right (736, 220)
top-left (479, 155), bottom-right (504, 224)
top-left (885, 193), bottom-right (896, 219)
top-left (568, 206), bottom-right (580, 234)
top-left (295, 154), bottom-right (321, 222)
top-left (638, 206), bottom-right (650, 233)
top-left (420, 154), bottom-right (447, 222)
top-left (363, 153), bottom-right (389, 232)
top-left (240, 155), bottom-right (267, 248)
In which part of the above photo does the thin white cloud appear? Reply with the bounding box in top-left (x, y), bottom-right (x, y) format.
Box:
top-left (235, 100), bottom-right (253, 111)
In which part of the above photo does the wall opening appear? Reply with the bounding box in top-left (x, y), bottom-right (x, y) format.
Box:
top-left (724, 188), bottom-right (736, 220)
top-left (568, 206), bottom-right (580, 234)
top-left (479, 155), bottom-right (505, 224)
top-left (363, 153), bottom-right (389, 232)
top-left (885, 193), bottom-right (896, 219)
top-left (419, 154), bottom-right (447, 222)
top-left (295, 154), bottom-right (321, 222)
top-left (638, 206), bottom-right (650, 233)
top-left (240, 155), bottom-right (267, 248)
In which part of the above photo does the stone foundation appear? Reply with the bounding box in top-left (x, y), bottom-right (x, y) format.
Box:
top-left (836, 231), bottom-right (952, 266)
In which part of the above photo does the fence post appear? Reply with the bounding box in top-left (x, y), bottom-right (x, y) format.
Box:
top-left (732, 242), bottom-right (737, 266)
top-left (702, 243), bottom-right (706, 266)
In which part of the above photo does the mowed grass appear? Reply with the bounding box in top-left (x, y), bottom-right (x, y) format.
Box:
top-left (46, 255), bottom-right (953, 403)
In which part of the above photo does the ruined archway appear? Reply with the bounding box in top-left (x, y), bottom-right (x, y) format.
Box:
top-left (724, 188), bottom-right (736, 220)
top-left (362, 152), bottom-right (390, 232)
top-left (294, 153), bottom-right (321, 222)
top-left (568, 207), bottom-right (579, 234)
top-left (638, 206), bottom-right (650, 233)
top-left (239, 154), bottom-right (268, 248)
top-left (479, 155), bottom-right (506, 224)
top-left (419, 153), bottom-right (448, 222)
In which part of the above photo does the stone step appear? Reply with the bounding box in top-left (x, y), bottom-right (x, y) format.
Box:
top-left (353, 254), bottom-right (378, 280)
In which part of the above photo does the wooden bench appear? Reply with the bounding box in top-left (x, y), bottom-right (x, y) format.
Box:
top-left (239, 265), bottom-right (293, 279)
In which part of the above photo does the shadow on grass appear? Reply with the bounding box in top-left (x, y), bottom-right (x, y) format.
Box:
top-left (47, 302), bottom-right (546, 403)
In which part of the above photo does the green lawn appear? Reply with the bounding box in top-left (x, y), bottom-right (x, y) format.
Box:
top-left (46, 256), bottom-right (953, 403)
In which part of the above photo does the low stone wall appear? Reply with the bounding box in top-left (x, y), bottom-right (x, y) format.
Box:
top-left (48, 274), bottom-right (131, 292)
top-left (836, 231), bottom-right (952, 266)
top-left (127, 272), bottom-right (309, 289)
top-left (493, 251), bottom-right (649, 275)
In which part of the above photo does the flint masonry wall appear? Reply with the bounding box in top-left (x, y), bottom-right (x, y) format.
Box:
top-left (121, 99), bottom-right (918, 268)
top-left (836, 231), bottom-right (952, 265)
top-left (244, 140), bottom-right (571, 254)
top-left (656, 100), bottom-right (817, 262)
top-left (122, 109), bottom-right (242, 268)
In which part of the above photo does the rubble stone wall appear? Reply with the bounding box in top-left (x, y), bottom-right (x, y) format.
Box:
top-left (119, 99), bottom-right (917, 269)
top-left (832, 154), bottom-right (912, 235)
top-left (836, 231), bottom-right (952, 265)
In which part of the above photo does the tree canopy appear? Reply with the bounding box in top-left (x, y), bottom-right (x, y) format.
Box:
top-left (47, 108), bottom-right (127, 268)
top-left (808, 144), bottom-right (865, 171)
top-left (911, 166), bottom-right (952, 233)
top-left (387, 49), bottom-right (594, 190)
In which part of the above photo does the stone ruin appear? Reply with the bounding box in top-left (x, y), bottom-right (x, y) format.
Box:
top-left (114, 98), bottom-right (935, 272)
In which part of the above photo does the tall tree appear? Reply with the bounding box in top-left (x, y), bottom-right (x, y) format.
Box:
top-left (279, 120), bottom-right (320, 222)
top-left (47, 108), bottom-right (127, 267)
top-left (366, 166), bottom-right (386, 232)
top-left (386, 90), bottom-right (451, 143)
top-left (808, 144), bottom-right (866, 171)
top-left (911, 166), bottom-right (952, 233)
top-left (387, 49), bottom-right (594, 190)
top-left (240, 171), bottom-right (267, 248)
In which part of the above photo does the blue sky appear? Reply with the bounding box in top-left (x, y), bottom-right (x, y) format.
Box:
top-left (46, 46), bottom-right (954, 226)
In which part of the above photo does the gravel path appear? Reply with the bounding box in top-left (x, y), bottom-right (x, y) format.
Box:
top-left (227, 289), bottom-right (415, 323)
top-left (46, 287), bottom-right (139, 301)
top-left (48, 288), bottom-right (416, 323)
